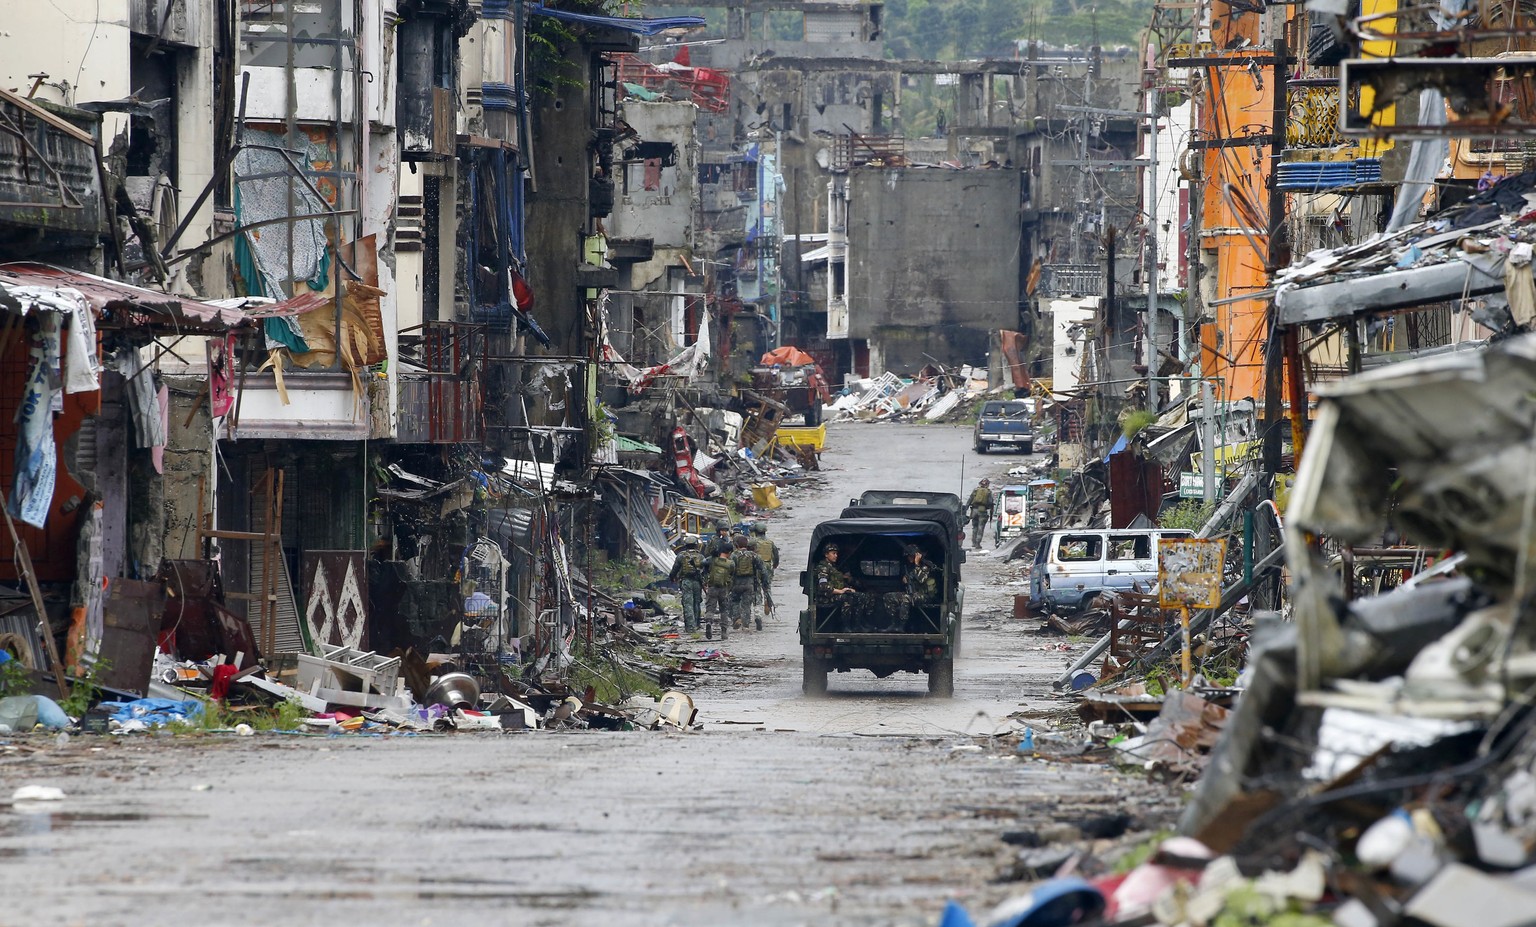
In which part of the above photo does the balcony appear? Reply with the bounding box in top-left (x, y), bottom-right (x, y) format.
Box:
top-left (1040, 264), bottom-right (1104, 298)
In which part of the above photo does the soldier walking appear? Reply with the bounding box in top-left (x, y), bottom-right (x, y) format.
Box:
top-left (668, 536), bottom-right (706, 635)
top-left (966, 478), bottom-right (994, 549)
top-left (704, 543), bottom-right (734, 640)
top-left (750, 522), bottom-right (780, 615)
top-left (728, 534), bottom-right (772, 632)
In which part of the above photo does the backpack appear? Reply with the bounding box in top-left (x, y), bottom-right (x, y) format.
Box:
top-left (754, 538), bottom-right (776, 563)
top-left (680, 551), bottom-right (704, 579)
top-left (731, 548), bottom-right (757, 577)
top-left (706, 555), bottom-right (733, 585)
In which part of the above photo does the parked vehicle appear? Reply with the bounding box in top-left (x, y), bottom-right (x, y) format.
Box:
top-left (973, 399), bottom-right (1035, 454)
top-left (799, 515), bottom-right (964, 697)
top-left (993, 484), bottom-right (1031, 547)
top-left (1027, 527), bottom-right (1194, 611)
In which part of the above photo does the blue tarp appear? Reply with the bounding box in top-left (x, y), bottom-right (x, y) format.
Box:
top-left (99, 698), bottom-right (205, 729)
top-left (527, 6), bottom-right (705, 35)
top-left (1103, 434), bottom-right (1129, 463)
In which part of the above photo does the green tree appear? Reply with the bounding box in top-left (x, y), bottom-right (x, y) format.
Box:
top-left (949, 0), bottom-right (983, 56)
top-left (911, 1), bottom-right (948, 58)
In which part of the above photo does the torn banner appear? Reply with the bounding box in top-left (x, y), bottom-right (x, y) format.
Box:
top-left (600, 301), bottom-right (711, 393)
top-left (9, 324), bottom-right (59, 528)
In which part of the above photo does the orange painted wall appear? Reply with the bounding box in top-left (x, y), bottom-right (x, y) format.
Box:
top-left (1197, 1), bottom-right (1280, 403)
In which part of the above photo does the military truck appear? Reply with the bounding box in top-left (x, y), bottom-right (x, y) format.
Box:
top-left (799, 512), bottom-right (964, 698)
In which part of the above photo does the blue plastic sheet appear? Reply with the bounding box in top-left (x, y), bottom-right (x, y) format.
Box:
top-left (98, 698), bottom-right (205, 728)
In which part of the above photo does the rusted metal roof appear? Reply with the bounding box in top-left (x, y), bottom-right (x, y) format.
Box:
top-left (0, 262), bottom-right (250, 328)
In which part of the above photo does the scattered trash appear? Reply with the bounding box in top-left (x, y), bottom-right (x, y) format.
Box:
top-left (12, 785), bottom-right (65, 802)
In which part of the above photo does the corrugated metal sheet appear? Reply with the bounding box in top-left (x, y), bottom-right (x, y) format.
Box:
top-left (0, 262), bottom-right (249, 326)
top-left (250, 546), bottom-right (306, 655)
top-left (605, 479), bottom-right (675, 573)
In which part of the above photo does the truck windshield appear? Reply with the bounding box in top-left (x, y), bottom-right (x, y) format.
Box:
top-left (983, 402), bottom-right (1031, 418)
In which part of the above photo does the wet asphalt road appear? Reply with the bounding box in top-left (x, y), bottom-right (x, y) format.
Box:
top-left (0, 423), bottom-right (1146, 927)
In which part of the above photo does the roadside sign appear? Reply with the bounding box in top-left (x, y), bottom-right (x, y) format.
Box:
top-left (1158, 537), bottom-right (1226, 610)
top-left (1178, 472), bottom-right (1203, 499)
top-left (1158, 537), bottom-right (1227, 685)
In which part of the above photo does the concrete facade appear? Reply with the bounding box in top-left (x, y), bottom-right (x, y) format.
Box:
top-left (846, 168), bottom-right (1021, 374)
top-left (608, 100), bottom-right (704, 362)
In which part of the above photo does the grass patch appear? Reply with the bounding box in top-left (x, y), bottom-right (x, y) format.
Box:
top-left (568, 643), bottom-right (661, 704)
top-left (588, 556), bottom-right (660, 595)
top-left (170, 696), bottom-right (309, 734)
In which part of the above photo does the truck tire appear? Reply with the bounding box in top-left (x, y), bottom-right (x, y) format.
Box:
top-left (928, 656), bottom-right (955, 698)
top-left (1022, 442), bottom-right (1034, 454)
top-left (974, 441), bottom-right (987, 454)
top-left (802, 647), bottom-right (828, 696)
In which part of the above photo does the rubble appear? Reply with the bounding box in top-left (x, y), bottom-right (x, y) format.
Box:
top-left (827, 365), bottom-right (1006, 424)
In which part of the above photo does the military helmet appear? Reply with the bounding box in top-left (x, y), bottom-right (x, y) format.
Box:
top-left (904, 544), bottom-right (921, 557)
top-left (824, 543), bottom-right (839, 555)
top-left (683, 536), bottom-right (700, 549)
top-left (715, 519), bottom-right (729, 531)
top-left (752, 522), bottom-right (768, 536)
top-left (980, 478), bottom-right (990, 485)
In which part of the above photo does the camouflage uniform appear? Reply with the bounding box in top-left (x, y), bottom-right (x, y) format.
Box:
top-left (668, 544), bottom-right (707, 632)
top-left (727, 539), bottom-right (772, 631)
top-left (882, 552), bottom-right (938, 632)
top-left (815, 553), bottom-right (869, 629)
top-left (966, 483), bottom-right (994, 549)
top-left (751, 526), bottom-right (779, 610)
top-left (704, 550), bottom-right (734, 639)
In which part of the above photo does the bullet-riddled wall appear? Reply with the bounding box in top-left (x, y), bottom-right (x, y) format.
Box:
top-left (847, 168), bottom-right (1021, 375)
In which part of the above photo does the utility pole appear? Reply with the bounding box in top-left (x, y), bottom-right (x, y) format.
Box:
top-left (1261, 38), bottom-right (1289, 476)
top-left (1056, 97), bottom-right (1162, 411)
top-left (1145, 70), bottom-right (1161, 412)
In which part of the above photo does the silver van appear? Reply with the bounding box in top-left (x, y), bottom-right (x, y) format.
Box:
top-left (1028, 528), bottom-right (1194, 611)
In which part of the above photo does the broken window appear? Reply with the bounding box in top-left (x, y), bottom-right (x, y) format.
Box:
top-left (1059, 535), bottom-right (1102, 562)
top-left (1110, 536), bottom-right (1150, 561)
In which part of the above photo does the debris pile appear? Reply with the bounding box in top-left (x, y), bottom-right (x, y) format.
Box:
top-left (827, 365), bottom-right (1004, 423)
top-left (981, 334), bottom-right (1536, 926)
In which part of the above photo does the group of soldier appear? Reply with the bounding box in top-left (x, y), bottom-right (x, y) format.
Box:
top-left (668, 520), bottom-right (779, 640)
top-left (813, 542), bottom-right (938, 632)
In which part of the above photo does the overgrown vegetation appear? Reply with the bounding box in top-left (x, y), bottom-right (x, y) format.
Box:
top-left (569, 641), bottom-right (663, 703)
top-left (0, 657), bottom-right (30, 697)
top-left (1121, 409), bottom-right (1157, 440)
top-left (59, 659), bottom-right (110, 718)
top-left (589, 555), bottom-right (659, 595)
top-left (171, 697), bottom-right (309, 734)
top-left (1159, 499), bottom-right (1214, 532)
